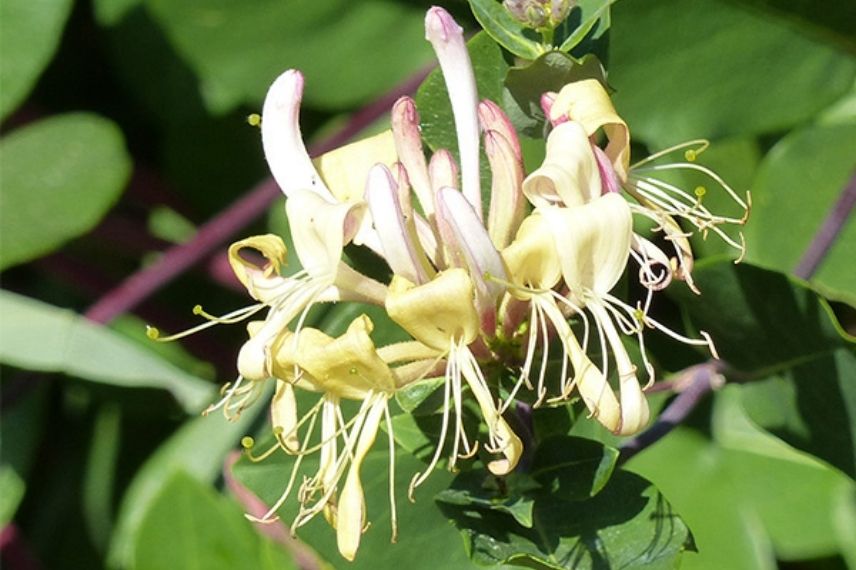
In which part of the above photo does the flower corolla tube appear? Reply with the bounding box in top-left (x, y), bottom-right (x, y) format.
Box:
top-left (147, 5), bottom-right (748, 560)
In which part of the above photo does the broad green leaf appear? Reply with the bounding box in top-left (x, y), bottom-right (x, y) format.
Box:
top-left (108, 404), bottom-right (263, 568)
top-left (744, 121), bottom-right (856, 304)
top-left (503, 51), bottom-right (607, 137)
top-left (466, 0), bottom-right (545, 60)
top-left (555, 0), bottom-right (613, 55)
top-left (0, 290), bottom-right (214, 411)
top-left (437, 470), bottom-right (539, 528)
top-left (233, 443), bottom-right (482, 569)
top-left (0, 113), bottom-right (132, 269)
top-left (628, 391), bottom-right (856, 568)
top-left (134, 470), bottom-right (297, 570)
top-left (144, 0), bottom-right (432, 113)
top-left (92, 0), bottom-right (141, 26)
top-left (0, 0), bottom-right (73, 119)
top-left (609, 0), bottom-right (856, 146)
top-left (668, 259), bottom-right (852, 375)
top-left (530, 436), bottom-right (619, 500)
top-left (439, 468), bottom-right (693, 569)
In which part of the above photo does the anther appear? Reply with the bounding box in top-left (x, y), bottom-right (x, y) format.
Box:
top-left (247, 113), bottom-right (261, 127)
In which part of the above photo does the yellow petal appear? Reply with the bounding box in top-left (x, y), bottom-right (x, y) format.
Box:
top-left (550, 79), bottom-right (630, 181)
top-left (313, 130), bottom-right (397, 204)
top-left (501, 213), bottom-right (562, 295)
top-left (385, 269), bottom-right (479, 352)
top-left (228, 234), bottom-right (288, 301)
top-left (273, 315), bottom-right (397, 399)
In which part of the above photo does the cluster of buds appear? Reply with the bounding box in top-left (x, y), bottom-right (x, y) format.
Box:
top-left (504, 0), bottom-right (574, 31)
top-left (150, 5), bottom-right (748, 561)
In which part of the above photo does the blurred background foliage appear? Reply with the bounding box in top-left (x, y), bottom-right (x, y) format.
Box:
top-left (0, 0), bottom-right (854, 569)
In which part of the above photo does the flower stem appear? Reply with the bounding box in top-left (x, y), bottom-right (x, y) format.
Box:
top-left (794, 172), bottom-right (856, 280)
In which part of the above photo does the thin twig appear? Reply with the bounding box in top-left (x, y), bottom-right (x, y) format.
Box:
top-left (794, 172), bottom-right (856, 280)
top-left (618, 360), bottom-right (725, 464)
top-left (84, 66), bottom-right (432, 325)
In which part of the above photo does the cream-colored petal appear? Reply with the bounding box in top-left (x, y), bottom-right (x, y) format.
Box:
top-left (435, 187), bottom-right (508, 327)
top-left (285, 189), bottom-right (365, 279)
top-left (425, 7), bottom-right (482, 217)
top-left (261, 70), bottom-right (332, 200)
top-left (386, 269), bottom-right (479, 352)
top-left (523, 121), bottom-right (601, 208)
top-left (313, 130), bottom-right (397, 204)
top-left (550, 79), bottom-right (630, 181)
top-left (337, 396), bottom-right (386, 561)
top-left (539, 194), bottom-right (632, 297)
top-left (271, 380), bottom-right (299, 452)
top-left (428, 149), bottom-right (459, 195)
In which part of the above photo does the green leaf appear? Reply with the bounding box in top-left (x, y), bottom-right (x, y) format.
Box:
top-left (0, 0), bottom-right (73, 119)
top-left (83, 403), bottom-right (122, 552)
top-left (530, 436), bottom-right (619, 500)
top-left (668, 259), bottom-right (852, 375)
top-left (628, 390), bottom-right (856, 568)
top-left (0, 113), bottom-right (132, 269)
top-left (92, 0), bottom-right (141, 26)
top-left (466, 0), bottom-right (545, 60)
top-left (609, 0), bottom-right (856, 146)
top-left (556, 0), bottom-right (614, 54)
top-left (0, 290), bottom-right (214, 412)
top-left (144, 0), bottom-right (432, 113)
top-left (744, 121), bottom-right (856, 304)
top-left (233, 443), bottom-right (483, 569)
top-left (503, 51), bottom-right (607, 137)
top-left (109, 404), bottom-right (264, 568)
top-left (133, 470), bottom-right (297, 570)
top-left (437, 470), bottom-right (539, 528)
top-left (439, 468), bottom-right (693, 569)
top-left (0, 384), bottom-right (47, 525)
top-left (668, 260), bottom-right (856, 477)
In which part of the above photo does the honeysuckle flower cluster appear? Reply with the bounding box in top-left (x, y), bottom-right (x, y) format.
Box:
top-left (149, 5), bottom-right (748, 561)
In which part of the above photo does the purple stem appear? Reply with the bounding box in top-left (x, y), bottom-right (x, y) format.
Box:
top-left (84, 65), bottom-right (432, 325)
top-left (794, 172), bottom-right (856, 280)
top-left (618, 361), bottom-right (725, 464)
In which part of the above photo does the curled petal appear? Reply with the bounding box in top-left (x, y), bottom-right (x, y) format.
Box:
top-left (631, 234), bottom-right (673, 291)
top-left (228, 234), bottom-right (288, 301)
top-left (523, 121), bottom-right (602, 208)
top-left (550, 79), bottom-right (630, 181)
top-left (539, 194), bottom-right (633, 298)
top-left (386, 269), bottom-right (479, 352)
top-left (484, 130), bottom-right (525, 250)
top-left (425, 7), bottom-right (482, 217)
top-left (261, 70), bottom-right (331, 200)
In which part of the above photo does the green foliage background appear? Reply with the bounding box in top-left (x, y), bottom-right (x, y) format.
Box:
top-left (0, 0), bottom-right (854, 568)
